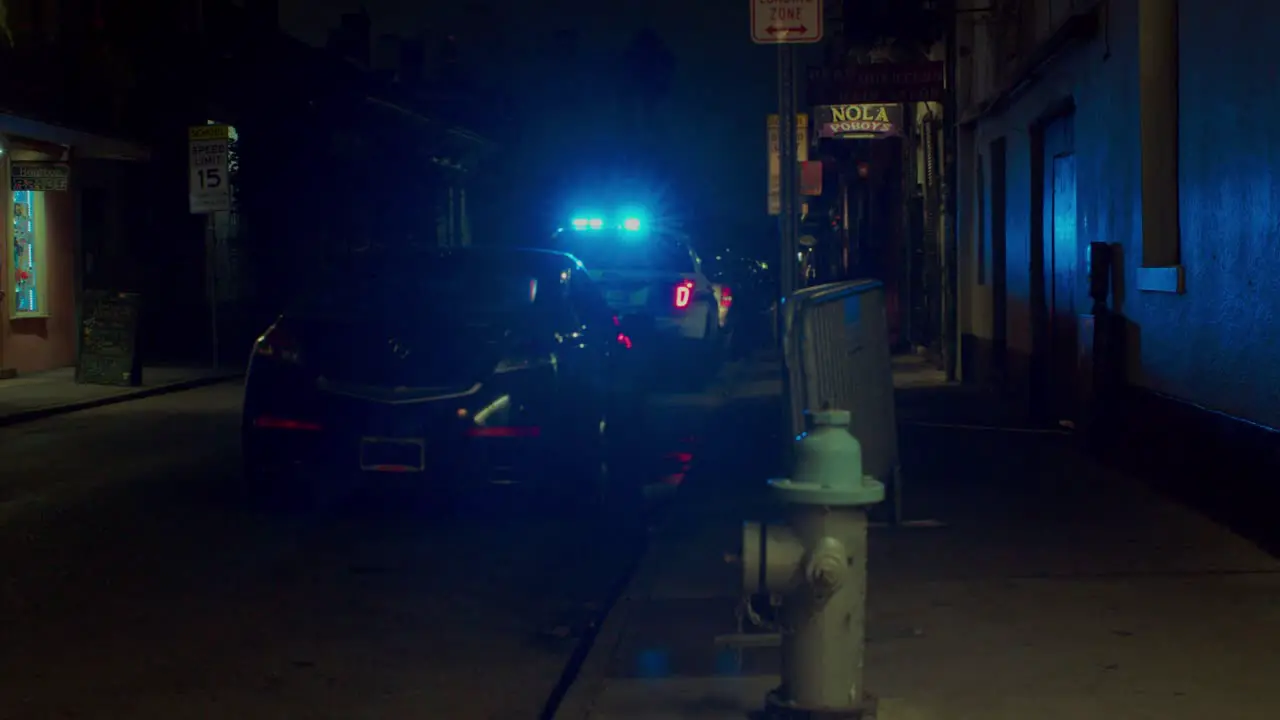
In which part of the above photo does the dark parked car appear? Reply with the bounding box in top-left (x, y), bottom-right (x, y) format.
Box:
top-left (241, 246), bottom-right (641, 508)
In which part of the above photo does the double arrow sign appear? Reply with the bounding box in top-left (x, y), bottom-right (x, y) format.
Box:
top-left (751, 0), bottom-right (823, 44)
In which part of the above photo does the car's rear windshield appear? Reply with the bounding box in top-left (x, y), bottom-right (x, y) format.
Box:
top-left (292, 252), bottom-right (559, 321)
top-left (561, 234), bottom-right (693, 273)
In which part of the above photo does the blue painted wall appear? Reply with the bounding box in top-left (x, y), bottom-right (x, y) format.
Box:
top-left (962, 0), bottom-right (1280, 429)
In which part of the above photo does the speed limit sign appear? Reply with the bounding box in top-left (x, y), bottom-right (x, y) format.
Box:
top-left (188, 124), bottom-right (231, 214)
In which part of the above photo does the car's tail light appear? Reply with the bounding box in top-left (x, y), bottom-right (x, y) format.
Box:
top-left (674, 280), bottom-right (694, 309)
top-left (253, 322), bottom-right (301, 364)
top-left (612, 315), bottom-right (635, 347)
top-left (252, 416), bottom-right (322, 431)
top-left (719, 286), bottom-right (733, 309)
top-left (466, 426), bottom-right (542, 438)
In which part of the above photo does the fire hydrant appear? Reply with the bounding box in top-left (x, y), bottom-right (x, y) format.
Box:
top-left (741, 409), bottom-right (884, 718)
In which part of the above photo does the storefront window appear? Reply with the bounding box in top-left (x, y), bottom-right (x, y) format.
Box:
top-left (12, 189), bottom-right (39, 314)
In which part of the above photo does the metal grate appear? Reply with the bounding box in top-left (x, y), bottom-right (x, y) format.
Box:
top-left (784, 280), bottom-right (900, 497)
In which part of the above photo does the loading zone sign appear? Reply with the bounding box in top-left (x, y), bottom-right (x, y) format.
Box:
top-left (188, 124), bottom-right (231, 214)
top-left (751, 0), bottom-right (823, 44)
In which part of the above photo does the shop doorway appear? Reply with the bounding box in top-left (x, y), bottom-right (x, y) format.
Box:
top-left (1031, 111), bottom-right (1078, 425)
top-left (80, 188), bottom-right (109, 290)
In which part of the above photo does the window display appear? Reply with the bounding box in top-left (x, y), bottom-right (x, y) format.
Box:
top-left (12, 189), bottom-right (39, 314)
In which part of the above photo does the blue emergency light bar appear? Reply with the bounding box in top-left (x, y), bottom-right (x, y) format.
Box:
top-left (568, 212), bottom-right (644, 233)
top-left (571, 217), bottom-right (605, 230)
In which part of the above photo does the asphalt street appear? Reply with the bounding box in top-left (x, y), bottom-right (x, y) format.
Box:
top-left (0, 379), bottom-right (718, 720)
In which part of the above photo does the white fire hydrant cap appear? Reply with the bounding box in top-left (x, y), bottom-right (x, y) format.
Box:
top-left (809, 409), bottom-right (851, 428)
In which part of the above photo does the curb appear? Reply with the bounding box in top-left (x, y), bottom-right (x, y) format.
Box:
top-left (0, 372), bottom-right (242, 429)
top-left (550, 463), bottom-right (687, 720)
top-left (551, 359), bottom-right (770, 720)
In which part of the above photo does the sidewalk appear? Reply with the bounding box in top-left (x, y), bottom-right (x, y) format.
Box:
top-left (0, 365), bottom-right (241, 427)
top-left (556, 359), bottom-right (1280, 719)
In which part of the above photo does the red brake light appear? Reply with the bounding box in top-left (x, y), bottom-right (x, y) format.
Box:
top-left (254, 323), bottom-right (301, 363)
top-left (466, 426), bottom-right (542, 438)
top-left (674, 281), bottom-right (693, 309)
top-left (719, 286), bottom-right (733, 308)
top-left (616, 332), bottom-right (633, 349)
top-left (253, 416), bottom-right (322, 431)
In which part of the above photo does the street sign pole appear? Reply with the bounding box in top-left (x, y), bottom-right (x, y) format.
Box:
top-left (777, 44), bottom-right (797, 355)
top-left (751, 0), bottom-right (821, 350)
top-left (188, 124), bottom-right (232, 372)
top-left (205, 215), bottom-right (220, 372)
top-left (777, 42), bottom-right (798, 456)
top-left (778, 44), bottom-right (798, 306)
top-left (751, 0), bottom-right (821, 428)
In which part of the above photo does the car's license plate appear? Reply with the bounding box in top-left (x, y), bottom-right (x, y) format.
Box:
top-left (608, 289), bottom-right (649, 307)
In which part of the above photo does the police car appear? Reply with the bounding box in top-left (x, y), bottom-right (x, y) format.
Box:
top-left (553, 212), bottom-right (723, 369)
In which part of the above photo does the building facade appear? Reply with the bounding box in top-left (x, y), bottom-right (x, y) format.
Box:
top-left (806, 0), bottom-right (951, 355)
top-left (0, 0), bottom-right (493, 375)
top-left (0, 0), bottom-right (151, 376)
top-left (1, 134), bottom-right (149, 376)
top-left (955, 0), bottom-right (1278, 475)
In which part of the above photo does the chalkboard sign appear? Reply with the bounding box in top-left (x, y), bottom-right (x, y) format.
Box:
top-left (76, 291), bottom-right (142, 387)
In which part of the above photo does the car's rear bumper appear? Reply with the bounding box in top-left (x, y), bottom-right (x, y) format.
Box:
top-left (619, 303), bottom-right (712, 342)
top-left (241, 380), bottom-right (554, 487)
top-left (244, 421), bottom-right (548, 485)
